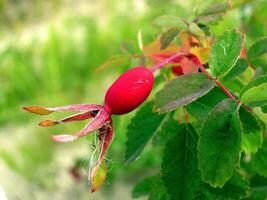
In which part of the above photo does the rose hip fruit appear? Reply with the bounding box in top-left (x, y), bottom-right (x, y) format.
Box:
top-left (23, 66), bottom-right (154, 143)
top-left (23, 51), bottom-right (205, 192)
top-left (105, 66), bottom-right (154, 115)
top-left (23, 66), bottom-right (155, 192)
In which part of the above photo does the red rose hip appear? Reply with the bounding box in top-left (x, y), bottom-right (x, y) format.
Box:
top-left (23, 58), bottom-right (179, 192)
top-left (105, 66), bottom-right (154, 115)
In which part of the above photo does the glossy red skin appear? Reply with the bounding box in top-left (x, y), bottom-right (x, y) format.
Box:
top-left (105, 66), bottom-right (154, 115)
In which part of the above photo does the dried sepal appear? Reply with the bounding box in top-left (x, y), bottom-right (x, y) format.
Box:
top-left (23, 106), bottom-right (53, 115)
top-left (89, 160), bottom-right (107, 193)
top-left (39, 111), bottom-right (94, 127)
top-left (52, 108), bottom-right (110, 142)
top-left (98, 122), bottom-right (114, 162)
top-left (88, 122), bottom-right (114, 192)
top-left (39, 120), bottom-right (58, 127)
top-left (24, 104), bottom-right (103, 114)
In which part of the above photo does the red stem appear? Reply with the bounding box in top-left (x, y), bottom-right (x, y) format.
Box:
top-left (150, 52), bottom-right (246, 107)
top-left (189, 55), bottom-right (239, 102)
top-left (150, 53), bottom-right (187, 73)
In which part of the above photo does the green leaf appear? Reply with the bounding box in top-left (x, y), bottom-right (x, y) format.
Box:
top-left (153, 15), bottom-right (187, 30)
top-left (251, 139), bottom-right (267, 178)
top-left (253, 107), bottom-right (267, 129)
top-left (249, 175), bottom-right (267, 199)
top-left (240, 106), bottom-right (264, 154)
top-left (222, 59), bottom-right (248, 81)
top-left (240, 75), bottom-right (267, 95)
top-left (242, 132), bottom-right (263, 154)
top-left (209, 30), bottom-right (243, 77)
top-left (241, 83), bottom-right (267, 107)
top-left (194, 14), bottom-right (224, 24)
top-left (162, 124), bottom-right (201, 200)
top-left (149, 176), bottom-right (170, 200)
top-left (201, 173), bottom-right (250, 199)
top-left (239, 107), bottom-right (263, 135)
top-left (153, 116), bottom-right (183, 146)
top-left (248, 37), bottom-right (267, 61)
top-left (125, 102), bottom-right (166, 164)
top-left (194, 1), bottom-right (232, 24)
top-left (240, 75), bottom-right (267, 107)
top-left (186, 87), bottom-right (227, 121)
top-left (198, 99), bottom-right (241, 187)
top-left (132, 175), bottom-right (169, 200)
top-left (160, 28), bottom-right (180, 50)
top-left (132, 176), bottom-right (155, 198)
top-left (189, 23), bottom-right (205, 38)
top-left (254, 66), bottom-right (267, 78)
top-left (154, 73), bottom-right (214, 113)
top-left (198, 1), bottom-right (231, 17)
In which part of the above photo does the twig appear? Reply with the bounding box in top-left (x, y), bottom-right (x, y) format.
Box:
top-left (149, 53), bottom-right (187, 73)
top-left (150, 52), bottom-right (252, 112)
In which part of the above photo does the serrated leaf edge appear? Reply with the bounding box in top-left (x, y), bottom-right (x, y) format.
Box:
top-left (218, 30), bottom-right (245, 78)
top-left (155, 75), bottom-right (215, 114)
top-left (248, 36), bottom-right (267, 61)
top-left (125, 105), bottom-right (169, 164)
top-left (197, 100), bottom-right (241, 188)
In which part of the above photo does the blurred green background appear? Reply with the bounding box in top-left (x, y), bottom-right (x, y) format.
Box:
top-left (0, 0), bottom-right (266, 199)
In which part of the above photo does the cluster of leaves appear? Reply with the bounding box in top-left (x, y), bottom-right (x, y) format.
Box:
top-left (122, 2), bottom-right (267, 200)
